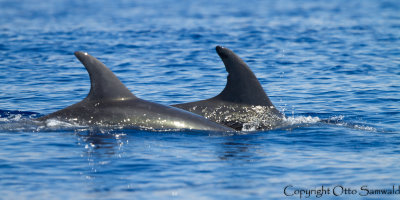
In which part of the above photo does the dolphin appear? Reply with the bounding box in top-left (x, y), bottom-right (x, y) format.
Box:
top-left (38, 52), bottom-right (234, 132)
top-left (172, 46), bottom-right (283, 130)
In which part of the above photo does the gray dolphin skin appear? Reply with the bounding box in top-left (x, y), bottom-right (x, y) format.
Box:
top-left (173, 46), bottom-right (283, 130)
top-left (38, 52), bottom-right (234, 132)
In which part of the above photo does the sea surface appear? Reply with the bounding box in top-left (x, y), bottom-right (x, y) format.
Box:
top-left (0, 0), bottom-right (399, 199)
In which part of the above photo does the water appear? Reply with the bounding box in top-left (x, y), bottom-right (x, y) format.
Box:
top-left (0, 0), bottom-right (399, 199)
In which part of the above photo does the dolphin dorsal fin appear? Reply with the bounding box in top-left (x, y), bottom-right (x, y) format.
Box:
top-left (212, 46), bottom-right (274, 106)
top-left (74, 51), bottom-right (136, 101)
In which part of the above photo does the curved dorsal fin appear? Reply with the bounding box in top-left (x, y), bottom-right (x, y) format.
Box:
top-left (74, 51), bottom-right (136, 101)
top-left (212, 46), bottom-right (273, 106)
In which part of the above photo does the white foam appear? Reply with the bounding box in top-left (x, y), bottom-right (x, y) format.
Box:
top-left (283, 115), bottom-right (321, 125)
top-left (11, 114), bottom-right (22, 121)
top-left (0, 118), bottom-right (9, 122)
top-left (0, 114), bottom-right (22, 122)
top-left (45, 119), bottom-right (82, 129)
top-left (328, 115), bottom-right (344, 121)
top-left (353, 124), bottom-right (377, 132)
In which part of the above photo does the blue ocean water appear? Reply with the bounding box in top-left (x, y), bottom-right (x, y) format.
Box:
top-left (0, 0), bottom-right (399, 199)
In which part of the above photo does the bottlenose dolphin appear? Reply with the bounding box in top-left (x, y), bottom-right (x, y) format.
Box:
top-left (39, 52), bottom-right (233, 132)
top-left (173, 46), bottom-right (283, 130)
